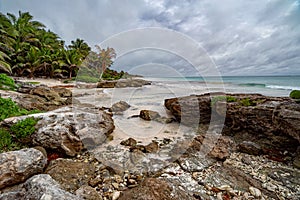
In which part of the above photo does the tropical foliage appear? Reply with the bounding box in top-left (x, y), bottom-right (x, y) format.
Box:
top-left (0, 10), bottom-right (124, 80)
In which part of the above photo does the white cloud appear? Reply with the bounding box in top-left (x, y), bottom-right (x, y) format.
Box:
top-left (1, 0), bottom-right (299, 75)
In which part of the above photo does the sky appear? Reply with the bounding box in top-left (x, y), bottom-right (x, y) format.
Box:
top-left (1, 0), bottom-right (300, 76)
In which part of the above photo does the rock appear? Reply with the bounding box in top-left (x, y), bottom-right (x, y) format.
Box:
top-left (45, 158), bottom-right (95, 193)
top-left (119, 178), bottom-right (190, 200)
top-left (238, 141), bottom-right (262, 155)
top-left (112, 191), bottom-right (121, 200)
top-left (30, 86), bottom-right (62, 102)
top-left (144, 141), bottom-right (159, 153)
top-left (249, 186), bottom-right (262, 197)
top-left (110, 101), bottom-right (130, 112)
top-left (165, 93), bottom-right (300, 157)
top-left (139, 110), bottom-right (160, 121)
top-left (30, 106), bottom-right (114, 156)
top-left (120, 138), bottom-right (137, 146)
top-left (22, 174), bottom-right (80, 200)
top-left (75, 185), bottom-right (102, 200)
top-left (0, 148), bottom-right (47, 189)
top-left (97, 79), bottom-right (151, 88)
top-left (52, 87), bottom-right (72, 97)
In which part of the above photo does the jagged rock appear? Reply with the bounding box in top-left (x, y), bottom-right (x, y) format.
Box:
top-left (45, 159), bottom-right (95, 193)
top-left (97, 79), bottom-right (151, 88)
top-left (30, 86), bottom-right (62, 102)
top-left (110, 101), bottom-right (130, 112)
top-left (120, 138), bottom-right (137, 146)
top-left (165, 93), bottom-right (299, 157)
top-left (144, 141), bottom-right (159, 153)
top-left (0, 148), bottom-right (47, 189)
top-left (119, 178), bottom-right (191, 200)
top-left (52, 87), bottom-right (72, 97)
top-left (238, 141), bottom-right (262, 155)
top-left (22, 174), bottom-right (80, 200)
top-left (75, 185), bottom-right (102, 200)
top-left (2, 106), bottom-right (115, 156)
top-left (139, 110), bottom-right (160, 121)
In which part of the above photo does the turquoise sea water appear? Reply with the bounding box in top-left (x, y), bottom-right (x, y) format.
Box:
top-left (145, 76), bottom-right (300, 97)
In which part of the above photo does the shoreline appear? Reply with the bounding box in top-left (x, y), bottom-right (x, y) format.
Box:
top-left (0, 77), bottom-right (299, 199)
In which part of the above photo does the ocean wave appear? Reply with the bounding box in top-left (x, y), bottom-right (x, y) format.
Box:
top-left (239, 83), bottom-right (300, 90)
top-left (265, 85), bottom-right (300, 91)
top-left (238, 83), bottom-right (266, 87)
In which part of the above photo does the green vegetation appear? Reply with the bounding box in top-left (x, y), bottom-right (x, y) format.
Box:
top-left (11, 117), bottom-right (38, 138)
top-left (290, 90), bottom-right (300, 99)
top-left (0, 128), bottom-right (12, 152)
top-left (239, 98), bottom-right (256, 106)
top-left (0, 11), bottom-right (125, 80)
top-left (0, 73), bottom-right (17, 90)
top-left (0, 117), bottom-right (39, 153)
top-left (0, 97), bottom-right (40, 121)
top-left (211, 96), bottom-right (237, 107)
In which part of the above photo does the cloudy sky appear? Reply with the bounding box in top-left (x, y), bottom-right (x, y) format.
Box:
top-left (1, 0), bottom-right (300, 76)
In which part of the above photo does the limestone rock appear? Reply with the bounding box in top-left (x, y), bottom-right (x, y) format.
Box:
top-left (120, 138), bottom-right (137, 146)
top-left (139, 110), bottom-right (160, 121)
top-left (45, 158), bottom-right (95, 193)
top-left (0, 148), bottom-right (47, 189)
top-left (75, 185), bottom-right (102, 200)
top-left (23, 174), bottom-right (80, 200)
top-left (97, 79), bottom-right (151, 88)
top-left (238, 141), bottom-right (262, 155)
top-left (119, 178), bottom-right (190, 200)
top-left (110, 101), bottom-right (130, 112)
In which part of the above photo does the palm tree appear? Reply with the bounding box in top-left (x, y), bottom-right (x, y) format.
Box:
top-left (68, 38), bottom-right (90, 57)
top-left (95, 45), bottom-right (116, 80)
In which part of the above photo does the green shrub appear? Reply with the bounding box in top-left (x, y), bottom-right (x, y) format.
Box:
top-left (239, 98), bottom-right (256, 106)
top-left (0, 73), bottom-right (17, 91)
top-left (11, 117), bottom-right (39, 138)
top-left (211, 96), bottom-right (237, 107)
top-left (0, 128), bottom-right (12, 152)
top-left (290, 90), bottom-right (300, 99)
top-left (76, 75), bottom-right (99, 83)
top-left (0, 97), bottom-right (41, 121)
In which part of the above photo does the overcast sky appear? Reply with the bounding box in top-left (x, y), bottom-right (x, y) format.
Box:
top-left (1, 0), bottom-right (300, 76)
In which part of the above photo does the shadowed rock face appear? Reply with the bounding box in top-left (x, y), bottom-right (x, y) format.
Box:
top-left (97, 79), bottom-right (151, 88)
top-left (165, 93), bottom-right (300, 156)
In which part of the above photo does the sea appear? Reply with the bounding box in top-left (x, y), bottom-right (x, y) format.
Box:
top-left (75, 75), bottom-right (300, 171)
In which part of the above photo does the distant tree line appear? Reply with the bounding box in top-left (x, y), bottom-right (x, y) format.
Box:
top-left (0, 11), bottom-right (119, 80)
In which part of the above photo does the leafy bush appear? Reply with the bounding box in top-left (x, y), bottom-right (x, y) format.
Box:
top-left (239, 98), bottom-right (256, 106)
top-left (76, 75), bottom-right (99, 83)
top-left (0, 73), bottom-right (17, 91)
top-left (11, 117), bottom-right (39, 138)
top-left (0, 128), bottom-right (12, 152)
top-left (211, 96), bottom-right (237, 106)
top-left (290, 90), bottom-right (300, 99)
top-left (0, 97), bottom-right (41, 121)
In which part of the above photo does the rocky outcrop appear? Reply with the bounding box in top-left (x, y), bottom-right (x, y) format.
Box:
top-left (1, 105), bottom-right (115, 156)
top-left (45, 159), bottom-right (95, 193)
top-left (139, 110), bottom-right (160, 121)
top-left (119, 178), bottom-right (191, 200)
top-left (14, 85), bottom-right (73, 111)
top-left (0, 148), bottom-right (47, 189)
top-left (97, 79), bottom-right (151, 88)
top-left (165, 93), bottom-right (300, 157)
top-left (22, 174), bottom-right (80, 200)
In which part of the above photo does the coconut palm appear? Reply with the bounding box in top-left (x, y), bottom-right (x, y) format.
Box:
top-left (95, 45), bottom-right (116, 80)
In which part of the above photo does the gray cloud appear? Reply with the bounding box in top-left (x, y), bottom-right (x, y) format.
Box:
top-left (1, 0), bottom-right (299, 76)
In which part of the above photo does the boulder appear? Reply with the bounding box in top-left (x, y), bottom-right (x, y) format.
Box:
top-left (32, 106), bottom-right (115, 155)
top-left (110, 101), bottom-right (130, 112)
top-left (22, 174), bottom-right (80, 200)
top-left (165, 93), bottom-right (300, 156)
top-left (119, 178), bottom-right (190, 200)
top-left (2, 106), bottom-right (115, 156)
top-left (120, 138), bottom-right (137, 146)
top-left (97, 79), bottom-right (151, 88)
top-left (75, 185), bottom-right (102, 200)
top-left (139, 110), bottom-right (161, 121)
top-left (30, 86), bottom-right (62, 102)
top-left (0, 148), bottom-right (47, 189)
top-left (52, 87), bottom-right (72, 97)
top-left (45, 159), bottom-right (95, 193)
